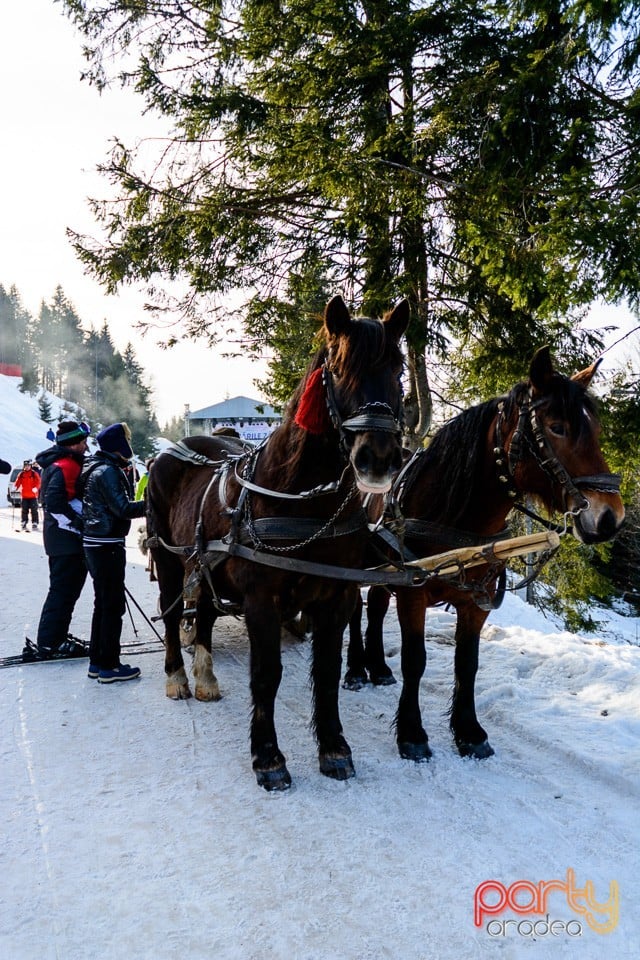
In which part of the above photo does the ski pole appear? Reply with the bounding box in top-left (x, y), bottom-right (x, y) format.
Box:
top-left (124, 595), bottom-right (139, 639)
top-left (124, 586), bottom-right (165, 643)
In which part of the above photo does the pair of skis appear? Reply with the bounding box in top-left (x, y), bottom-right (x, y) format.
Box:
top-left (0, 636), bottom-right (164, 670)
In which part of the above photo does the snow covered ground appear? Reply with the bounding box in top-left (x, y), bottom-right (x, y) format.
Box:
top-left (0, 371), bottom-right (639, 959)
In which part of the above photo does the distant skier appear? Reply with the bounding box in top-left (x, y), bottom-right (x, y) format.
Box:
top-left (14, 460), bottom-right (41, 530)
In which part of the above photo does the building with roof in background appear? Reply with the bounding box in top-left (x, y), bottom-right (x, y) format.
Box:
top-left (187, 396), bottom-right (281, 444)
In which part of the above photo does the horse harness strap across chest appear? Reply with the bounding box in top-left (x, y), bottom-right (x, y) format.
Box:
top-left (149, 442), bottom-right (429, 602)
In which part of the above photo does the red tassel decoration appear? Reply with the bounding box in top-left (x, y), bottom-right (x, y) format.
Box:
top-left (294, 367), bottom-right (330, 434)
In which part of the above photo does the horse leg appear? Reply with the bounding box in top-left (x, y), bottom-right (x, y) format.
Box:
top-left (450, 603), bottom-right (494, 759)
top-left (244, 593), bottom-right (291, 792)
top-left (363, 585), bottom-right (395, 685)
top-left (395, 589), bottom-right (431, 761)
top-left (343, 592), bottom-right (368, 690)
top-left (192, 591), bottom-right (221, 702)
top-left (309, 591), bottom-right (356, 781)
top-left (344, 586), bottom-right (395, 688)
top-left (153, 548), bottom-right (191, 699)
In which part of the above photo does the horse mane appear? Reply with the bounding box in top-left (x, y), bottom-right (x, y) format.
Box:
top-left (258, 315), bottom-right (403, 490)
top-left (255, 348), bottom-right (328, 489)
top-left (411, 371), bottom-right (600, 524)
top-left (412, 398), bottom-right (501, 524)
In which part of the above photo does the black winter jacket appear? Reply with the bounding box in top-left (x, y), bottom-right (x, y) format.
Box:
top-left (79, 452), bottom-right (146, 543)
top-left (35, 445), bottom-right (85, 557)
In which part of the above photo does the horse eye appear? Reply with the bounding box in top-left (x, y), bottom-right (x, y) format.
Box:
top-left (548, 422), bottom-right (567, 438)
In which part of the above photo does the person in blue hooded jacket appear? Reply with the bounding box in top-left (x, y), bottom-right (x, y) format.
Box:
top-left (79, 422), bottom-right (146, 684)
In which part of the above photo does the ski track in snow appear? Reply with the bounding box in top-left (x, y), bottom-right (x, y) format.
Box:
top-left (0, 507), bottom-right (638, 960)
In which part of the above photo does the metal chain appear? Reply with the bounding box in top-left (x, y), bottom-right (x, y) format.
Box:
top-left (245, 482), bottom-right (359, 554)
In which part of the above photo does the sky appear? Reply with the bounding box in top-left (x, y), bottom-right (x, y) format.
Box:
top-left (0, 0), bottom-right (266, 425)
top-left (0, 375), bottom-right (639, 959)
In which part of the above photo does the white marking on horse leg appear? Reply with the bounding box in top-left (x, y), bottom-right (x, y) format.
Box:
top-left (166, 666), bottom-right (192, 700)
top-left (193, 646), bottom-right (221, 702)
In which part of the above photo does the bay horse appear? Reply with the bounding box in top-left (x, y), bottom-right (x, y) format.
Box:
top-left (345, 346), bottom-right (625, 760)
top-left (147, 295), bottom-right (408, 790)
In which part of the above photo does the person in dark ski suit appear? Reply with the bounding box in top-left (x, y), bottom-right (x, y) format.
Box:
top-left (34, 421), bottom-right (91, 658)
top-left (80, 422), bottom-right (146, 683)
top-left (0, 457), bottom-right (10, 475)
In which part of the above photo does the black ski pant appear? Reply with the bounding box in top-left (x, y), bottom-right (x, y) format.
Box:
top-left (36, 553), bottom-right (87, 652)
top-left (84, 543), bottom-right (127, 670)
top-left (21, 498), bottom-right (39, 526)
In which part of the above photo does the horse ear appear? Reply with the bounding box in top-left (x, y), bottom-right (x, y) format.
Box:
top-left (571, 356), bottom-right (602, 389)
top-left (384, 299), bottom-right (410, 342)
top-left (324, 295), bottom-right (352, 337)
top-left (529, 345), bottom-right (555, 393)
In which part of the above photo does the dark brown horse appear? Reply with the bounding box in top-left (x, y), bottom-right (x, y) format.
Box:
top-left (345, 346), bottom-right (625, 760)
top-left (147, 296), bottom-right (408, 790)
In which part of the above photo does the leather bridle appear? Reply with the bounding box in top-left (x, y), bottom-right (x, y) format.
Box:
top-left (494, 391), bottom-right (621, 513)
top-left (322, 363), bottom-right (404, 460)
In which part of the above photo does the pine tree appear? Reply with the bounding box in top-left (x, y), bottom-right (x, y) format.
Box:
top-left (0, 284), bottom-right (30, 369)
top-left (60, 1), bottom-right (640, 449)
top-left (37, 391), bottom-right (54, 424)
top-left (160, 415), bottom-right (187, 442)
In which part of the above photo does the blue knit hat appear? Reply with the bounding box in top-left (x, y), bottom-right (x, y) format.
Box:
top-left (56, 420), bottom-right (90, 446)
top-left (97, 422), bottom-right (133, 460)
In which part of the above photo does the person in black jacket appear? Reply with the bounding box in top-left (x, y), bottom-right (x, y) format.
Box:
top-left (80, 422), bottom-right (146, 683)
top-left (33, 421), bottom-right (90, 658)
top-left (0, 457), bottom-right (10, 475)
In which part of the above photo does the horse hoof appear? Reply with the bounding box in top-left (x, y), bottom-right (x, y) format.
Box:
top-left (398, 740), bottom-right (432, 762)
top-left (194, 684), bottom-right (222, 702)
top-left (167, 686), bottom-right (192, 700)
top-left (342, 671), bottom-right (368, 691)
top-left (319, 754), bottom-right (356, 780)
top-left (166, 683), bottom-right (192, 700)
top-left (370, 671), bottom-right (396, 686)
top-left (166, 668), bottom-right (192, 700)
top-left (255, 766), bottom-right (292, 792)
top-left (458, 739), bottom-right (495, 759)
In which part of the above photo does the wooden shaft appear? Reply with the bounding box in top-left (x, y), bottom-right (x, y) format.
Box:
top-left (378, 530), bottom-right (560, 577)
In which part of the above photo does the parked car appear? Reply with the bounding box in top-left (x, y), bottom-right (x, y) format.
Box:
top-left (7, 467), bottom-right (21, 507)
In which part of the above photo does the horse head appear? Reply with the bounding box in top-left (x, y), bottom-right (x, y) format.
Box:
top-left (502, 345), bottom-right (625, 544)
top-left (294, 295), bottom-right (408, 493)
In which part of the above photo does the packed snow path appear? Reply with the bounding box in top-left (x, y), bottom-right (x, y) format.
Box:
top-left (0, 511), bottom-right (638, 960)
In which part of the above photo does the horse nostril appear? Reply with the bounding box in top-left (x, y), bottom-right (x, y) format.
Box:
top-left (353, 446), bottom-right (373, 475)
top-left (353, 439), bottom-right (401, 478)
top-left (598, 507), bottom-right (618, 540)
